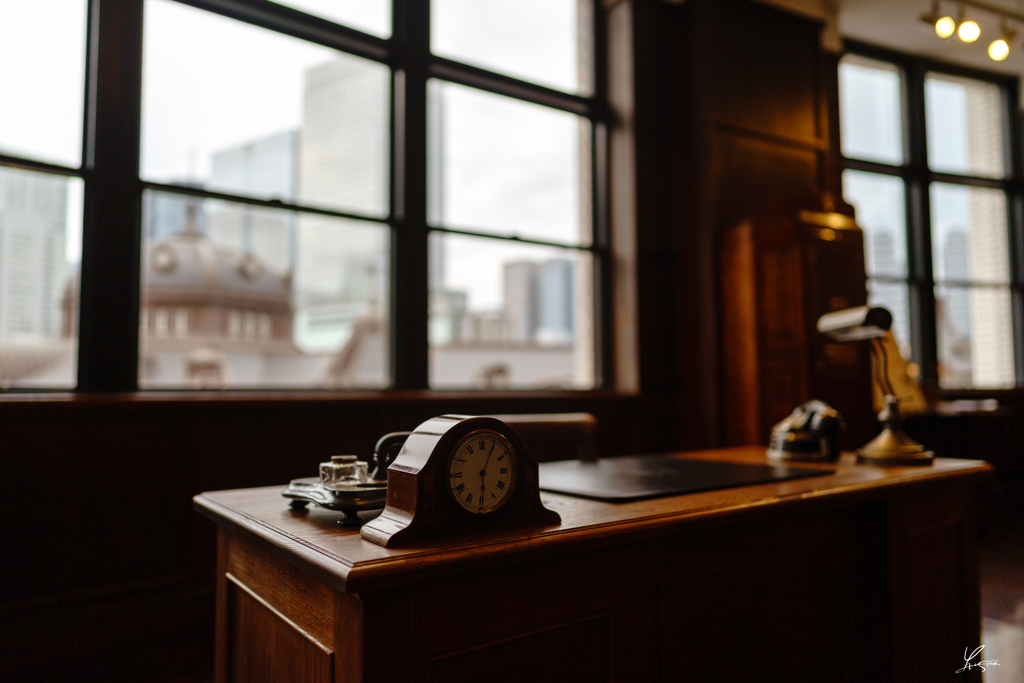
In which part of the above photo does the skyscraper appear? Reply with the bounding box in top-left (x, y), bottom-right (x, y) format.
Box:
top-left (293, 57), bottom-right (390, 352)
top-left (502, 258), bottom-right (574, 345)
top-left (943, 230), bottom-right (970, 338)
top-left (143, 189), bottom-right (206, 242)
top-left (0, 167), bottom-right (69, 339)
top-left (503, 261), bottom-right (538, 342)
top-left (207, 130), bottom-right (298, 275)
top-left (537, 258), bottom-right (574, 344)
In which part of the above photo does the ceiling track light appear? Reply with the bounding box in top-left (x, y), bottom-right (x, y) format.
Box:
top-left (957, 5), bottom-right (981, 43)
top-left (936, 13), bottom-right (957, 38)
top-left (921, 0), bottom-right (957, 37)
top-left (924, 1), bottom-right (1023, 60)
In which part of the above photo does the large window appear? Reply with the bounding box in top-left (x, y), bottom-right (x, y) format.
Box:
top-left (839, 46), bottom-right (1024, 391)
top-left (0, 0), bottom-right (608, 391)
top-left (0, 1), bottom-right (87, 388)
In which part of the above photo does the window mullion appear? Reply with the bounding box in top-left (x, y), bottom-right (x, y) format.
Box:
top-left (77, 0), bottom-right (144, 392)
top-left (389, 0), bottom-right (430, 389)
top-left (591, 2), bottom-right (611, 389)
top-left (903, 61), bottom-right (939, 388)
top-left (1008, 104), bottom-right (1024, 384)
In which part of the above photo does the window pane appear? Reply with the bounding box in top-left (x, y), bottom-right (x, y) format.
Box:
top-left (142, 0), bottom-right (390, 217)
top-left (0, 0), bottom-right (87, 167)
top-left (0, 167), bottom-right (82, 388)
top-left (936, 285), bottom-right (1015, 389)
top-left (429, 81), bottom-right (590, 246)
top-left (140, 190), bottom-right (389, 389)
top-left (842, 170), bottom-right (907, 278)
top-left (930, 184), bottom-right (1010, 285)
top-left (839, 55), bottom-right (903, 165)
top-left (429, 233), bottom-right (593, 389)
top-left (925, 74), bottom-right (1004, 178)
top-left (432, 0), bottom-right (590, 94)
top-left (867, 280), bottom-right (911, 360)
top-left (272, 0), bottom-right (391, 38)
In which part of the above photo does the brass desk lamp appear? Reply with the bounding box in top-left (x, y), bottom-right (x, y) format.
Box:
top-left (817, 306), bottom-right (934, 466)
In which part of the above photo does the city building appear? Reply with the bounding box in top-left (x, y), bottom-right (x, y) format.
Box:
top-left (293, 57), bottom-right (390, 352)
top-left (143, 188), bottom-right (206, 241)
top-left (536, 258), bottom-right (574, 345)
top-left (206, 129), bottom-right (299, 275)
top-left (0, 167), bottom-right (69, 340)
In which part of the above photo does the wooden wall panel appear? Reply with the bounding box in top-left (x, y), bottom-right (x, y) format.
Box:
top-left (3, 414), bottom-right (194, 599)
top-left (713, 133), bottom-right (820, 229)
top-left (630, 0), bottom-right (837, 451)
top-left (708, 0), bottom-right (821, 142)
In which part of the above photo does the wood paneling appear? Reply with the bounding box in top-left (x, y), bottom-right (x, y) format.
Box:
top-left (720, 213), bottom-right (873, 448)
top-left (658, 540), bottom-right (844, 681)
top-left (714, 133), bottom-right (820, 229)
top-left (227, 576), bottom-right (333, 683)
top-left (226, 532), bottom-right (336, 649)
top-left (708, 0), bottom-right (821, 142)
top-left (629, 0), bottom-right (840, 451)
top-left (888, 484), bottom-right (982, 682)
top-left (427, 616), bottom-right (611, 683)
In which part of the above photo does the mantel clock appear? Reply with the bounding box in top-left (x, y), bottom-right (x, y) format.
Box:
top-left (360, 415), bottom-right (561, 547)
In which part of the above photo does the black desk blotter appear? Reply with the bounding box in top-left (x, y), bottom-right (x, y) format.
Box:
top-left (539, 454), bottom-right (831, 502)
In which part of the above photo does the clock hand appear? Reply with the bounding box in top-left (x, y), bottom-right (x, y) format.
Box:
top-left (482, 441), bottom-right (496, 472)
top-left (480, 442), bottom-right (497, 505)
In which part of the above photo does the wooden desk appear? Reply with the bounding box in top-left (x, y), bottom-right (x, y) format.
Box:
top-left (194, 447), bottom-right (990, 682)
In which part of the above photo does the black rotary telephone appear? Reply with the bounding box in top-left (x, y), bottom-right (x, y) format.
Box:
top-left (766, 399), bottom-right (845, 462)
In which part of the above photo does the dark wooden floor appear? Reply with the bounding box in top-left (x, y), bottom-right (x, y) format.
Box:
top-left (979, 520), bottom-right (1024, 682)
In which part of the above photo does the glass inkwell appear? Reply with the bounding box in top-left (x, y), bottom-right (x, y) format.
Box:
top-left (282, 433), bottom-right (410, 525)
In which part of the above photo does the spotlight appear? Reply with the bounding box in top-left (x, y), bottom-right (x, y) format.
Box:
top-left (989, 37), bottom-right (1011, 59)
top-left (921, 1), bottom-right (957, 38)
top-left (988, 23), bottom-right (1016, 60)
top-left (935, 15), bottom-right (957, 38)
top-left (958, 18), bottom-right (981, 42)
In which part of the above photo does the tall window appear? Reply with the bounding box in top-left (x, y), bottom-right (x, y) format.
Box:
top-left (0, 0), bottom-right (607, 392)
top-left (0, 1), bottom-right (87, 388)
top-left (839, 46), bottom-right (1023, 391)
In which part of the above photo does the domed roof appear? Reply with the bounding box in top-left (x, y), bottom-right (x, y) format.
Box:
top-left (143, 229), bottom-right (291, 309)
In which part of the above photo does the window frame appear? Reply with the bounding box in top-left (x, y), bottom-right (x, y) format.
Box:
top-left (0, 0), bottom-right (612, 392)
top-left (841, 39), bottom-right (1024, 393)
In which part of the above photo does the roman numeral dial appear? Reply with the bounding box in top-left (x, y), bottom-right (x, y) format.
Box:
top-left (446, 430), bottom-right (516, 515)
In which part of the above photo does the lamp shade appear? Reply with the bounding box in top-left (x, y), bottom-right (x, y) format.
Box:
top-left (817, 306), bottom-right (893, 342)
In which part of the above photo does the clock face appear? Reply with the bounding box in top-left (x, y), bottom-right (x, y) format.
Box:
top-left (446, 430), bottom-right (517, 515)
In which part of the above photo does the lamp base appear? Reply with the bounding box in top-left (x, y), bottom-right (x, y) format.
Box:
top-left (856, 427), bottom-right (934, 465)
top-left (856, 395), bottom-right (934, 466)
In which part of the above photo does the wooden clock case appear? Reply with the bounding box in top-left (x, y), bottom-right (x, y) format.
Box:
top-left (360, 415), bottom-right (561, 547)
